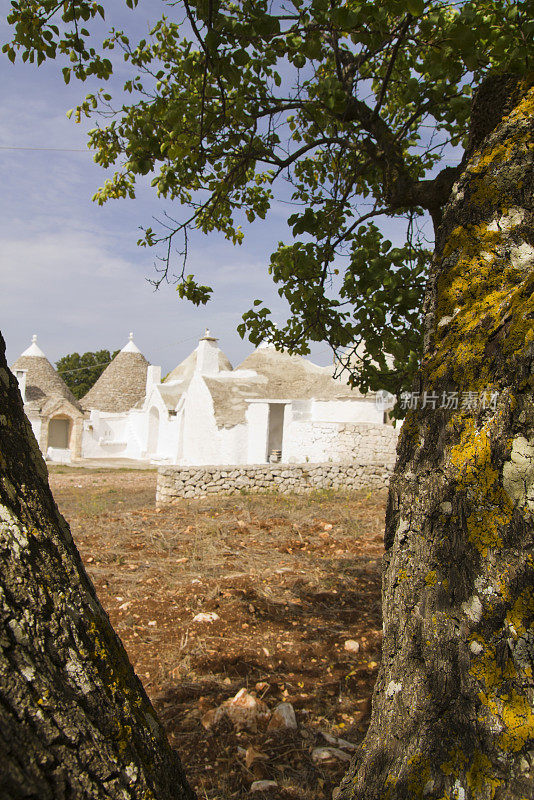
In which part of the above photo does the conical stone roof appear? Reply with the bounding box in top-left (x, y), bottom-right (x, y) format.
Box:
top-left (236, 345), bottom-right (361, 399)
top-left (81, 333), bottom-right (149, 413)
top-left (164, 331), bottom-right (232, 382)
top-left (203, 345), bottom-right (362, 428)
top-left (11, 335), bottom-right (80, 408)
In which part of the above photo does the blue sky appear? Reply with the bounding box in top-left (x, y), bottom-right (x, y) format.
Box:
top-left (0, 2), bottom-right (434, 374)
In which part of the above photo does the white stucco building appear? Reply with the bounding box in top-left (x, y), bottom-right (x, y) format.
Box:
top-left (12, 331), bottom-right (396, 466)
top-left (11, 336), bottom-right (84, 464)
top-left (77, 330), bottom-right (391, 466)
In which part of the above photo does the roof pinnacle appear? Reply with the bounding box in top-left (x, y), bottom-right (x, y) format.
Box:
top-left (20, 334), bottom-right (46, 358)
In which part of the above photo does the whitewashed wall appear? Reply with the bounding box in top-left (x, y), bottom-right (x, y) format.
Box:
top-left (78, 369), bottom-right (397, 467)
top-left (312, 398), bottom-right (383, 424)
top-left (26, 413), bottom-right (42, 448)
top-left (142, 384), bottom-right (182, 462)
top-left (181, 374), bottom-right (221, 464)
top-left (219, 422), bottom-right (248, 465)
top-left (246, 402), bottom-right (270, 463)
top-left (81, 411), bottom-right (133, 459)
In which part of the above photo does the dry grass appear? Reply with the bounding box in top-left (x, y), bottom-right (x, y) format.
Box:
top-left (49, 467), bottom-right (387, 800)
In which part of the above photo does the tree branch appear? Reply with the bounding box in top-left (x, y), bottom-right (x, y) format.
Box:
top-left (372, 14), bottom-right (412, 120)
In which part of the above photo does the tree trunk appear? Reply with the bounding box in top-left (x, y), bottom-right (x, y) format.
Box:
top-left (338, 78), bottom-right (534, 800)
top-left (0, 333), bottom-right (194, 798)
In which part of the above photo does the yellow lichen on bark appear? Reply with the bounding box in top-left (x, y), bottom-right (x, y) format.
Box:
top-left (448, 418), bottom-right (513, 553)
top-left (439, 748), bottom-right (503, 800)
top-left (429, 217), bottom-right (532, 389)
top-left (426, 84), bottom-right (534, 393)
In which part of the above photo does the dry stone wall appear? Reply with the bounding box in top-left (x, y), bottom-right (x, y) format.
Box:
top-left (157, 461), bottom-right (395, 504)
top-left (284, 421), bottom-right (399, 464)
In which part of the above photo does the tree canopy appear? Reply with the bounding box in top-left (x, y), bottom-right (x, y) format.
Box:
top-left (56, 350), bottom-right (119, 399)
top-left (4, 0), bottom-right (533, 396)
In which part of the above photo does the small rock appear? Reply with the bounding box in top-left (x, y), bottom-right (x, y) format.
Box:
top-left (192, 612), bottom-right (220, 624)
top-left (250, 780), bottom-right (278, 793)
top-left (320, 730), bottom-right (357, 752)
top-left (203, 688), bottom-right (269, 732)
top-left (311, 746), bottom-right (352, 764)
top-left (246, 746), bottom-right (269, 768)
top-left (267, 701), bottom-right (298, 731)
top-left (344, 639), bottom-right (360, 654)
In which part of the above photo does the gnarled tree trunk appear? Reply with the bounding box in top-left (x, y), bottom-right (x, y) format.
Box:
top-left (339, 78), bottom-right (534, 800)
top-left (0, 332), bottom-right (194, 798)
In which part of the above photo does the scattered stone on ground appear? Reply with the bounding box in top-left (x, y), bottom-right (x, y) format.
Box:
top-left (319, 731), bottom-right (358, 752)
top-left (311, 747), bottom-right (352, 764)
top-left (202, 688), bottom-right (269, 733)
top-left (267, 702), bottom-right (298, 731)
top-left (192, 611), bottom-right (221, 624)
top-left (250, 780), bottom-right (279, 792)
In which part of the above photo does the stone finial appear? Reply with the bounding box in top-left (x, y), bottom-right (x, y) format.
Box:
top-left (200, 329), bottom-right (217, 342)
top-left (21, 334), bottom-right (46, 358)
top-left (120, 332), bottom-right (142, 354)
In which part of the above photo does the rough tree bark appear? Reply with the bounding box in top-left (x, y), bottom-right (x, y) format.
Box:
top-left (338, 78), bottom-right (534, 799)
top-left (1, 76), bottom-right (533, 800)
top-left (0, 333), bottom-right (194, 798)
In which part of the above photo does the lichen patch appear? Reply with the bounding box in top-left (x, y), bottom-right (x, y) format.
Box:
top-left (502, 435), bottom-right (534, 511)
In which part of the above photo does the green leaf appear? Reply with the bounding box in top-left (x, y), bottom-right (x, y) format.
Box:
top-left (406, 0), bottom-right (425, 16)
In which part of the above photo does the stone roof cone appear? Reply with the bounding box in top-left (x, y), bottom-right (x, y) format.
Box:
top-left (236, 344), bottom-right (360, 397)
top-left (81, 333), bottom-right (149, 413)
top-left (11, 335), bottom-right (79, 407)
top-left (201, 344), bottom-right (362, 429)
top-left (164, 329), bottom-right (232, 382)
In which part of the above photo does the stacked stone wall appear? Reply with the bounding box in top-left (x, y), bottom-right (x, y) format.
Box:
top-left (284, 421), bottom-right (399, 464)
top-left (157, 461), bottom-right (394, 504)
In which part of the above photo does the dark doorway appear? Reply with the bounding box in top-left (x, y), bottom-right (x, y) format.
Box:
top-left (267, 404), bottom-right (285, 461)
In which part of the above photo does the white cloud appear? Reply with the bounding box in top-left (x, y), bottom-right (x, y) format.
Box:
top-left (0, 36), bottom-right (339, 375)
top-left (0, 227), bottom-right (312, 372)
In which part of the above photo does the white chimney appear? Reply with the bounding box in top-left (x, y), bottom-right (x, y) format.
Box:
top-left (195, 329), bottom-right (220, 376)
top-left (145, 365), bottom-right (162, 393)
top-left (14, 369), bottom-right (27, 403)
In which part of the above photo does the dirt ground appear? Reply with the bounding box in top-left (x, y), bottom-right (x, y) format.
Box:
top-left (49, 466), bottom-right (386, 800)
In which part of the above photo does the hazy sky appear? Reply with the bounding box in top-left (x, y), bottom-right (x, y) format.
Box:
top-left (0, 2), bottom-right (433, 375)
